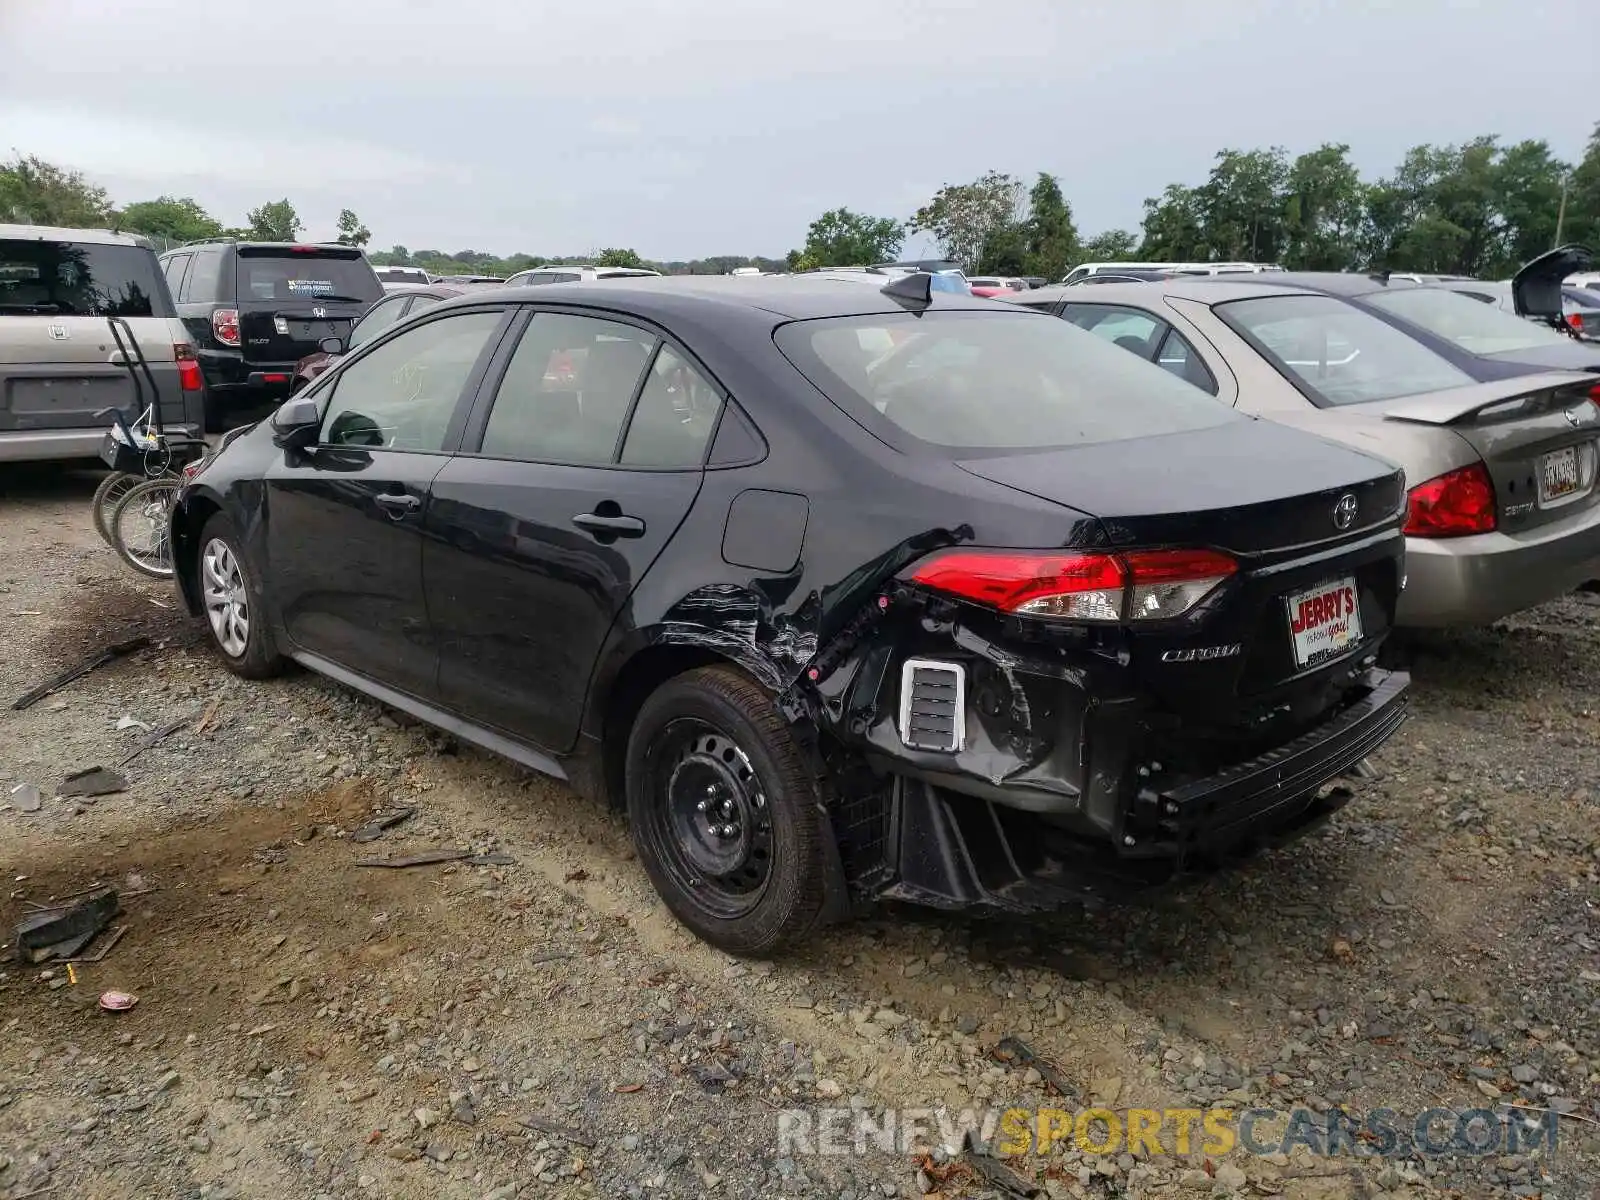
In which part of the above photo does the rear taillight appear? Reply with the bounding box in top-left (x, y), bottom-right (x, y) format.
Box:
top-left (174, 342), bottom-right (203, 391)
top-left (905, 548), bottom-right (1237, 622)
top-left (1567, 313), bottom-right (1584, 332)
top-left (1591, 384), bottom-right (1600, 408)
top-left (1403, 463), bottom-right (1496, 537)
top-left (212, 308), bottom-right (240, 347)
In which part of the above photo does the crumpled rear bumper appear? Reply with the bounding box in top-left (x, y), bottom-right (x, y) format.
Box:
top-left (836, 667), bottom-right (1409, 912)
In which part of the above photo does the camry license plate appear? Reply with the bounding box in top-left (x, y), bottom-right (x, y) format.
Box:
top-left (1286, 577), bottom-right (1362, 670)
top-left (1540, 446), bottom-right (1580, 504)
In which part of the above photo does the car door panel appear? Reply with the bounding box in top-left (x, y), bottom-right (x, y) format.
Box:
top-left (263, 307), bottom-right (510, 701)
top-left (424, 310), bottom-right (723, 752)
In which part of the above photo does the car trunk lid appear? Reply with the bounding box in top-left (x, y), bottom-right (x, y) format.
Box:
top-left (1513, 243), bottom-right (1593, 323)
top-left (1380, 371), bottom-right (1600, 535)
top-left (234, 245), bottom-right (380, 365)
top-left (953, 417), bottom-right (1406, 712)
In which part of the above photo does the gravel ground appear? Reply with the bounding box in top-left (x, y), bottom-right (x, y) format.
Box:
top-left (0, 464), bottom-right (1596, 1200)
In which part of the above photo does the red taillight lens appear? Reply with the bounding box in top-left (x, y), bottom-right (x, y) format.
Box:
top-left (1567, 313), bottom-right (1584, 332)
top-left (290, 245), bottom-right (321, 254)
top-left (260, 373), bottom-right (289, 383)
top-left (174, 342), bottom-right (203, 391)
top-left (1403, 463), bottom-right (1496, 537)
top-left (212, 308), bottom-right (240, 347)
top-left (906, 548), bottom-right (1237, 622)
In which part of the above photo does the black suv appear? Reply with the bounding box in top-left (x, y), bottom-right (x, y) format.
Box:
top-left (158, 240), bottom-right (382, 427)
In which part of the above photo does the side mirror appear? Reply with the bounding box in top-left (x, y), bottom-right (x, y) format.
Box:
top-left (318, 336), bottom-right (344, 355)
top-left (271, 396), bottom-right (322, 449)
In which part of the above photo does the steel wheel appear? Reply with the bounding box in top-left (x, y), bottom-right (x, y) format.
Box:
top-left (644, 718), bottom-right (774, 921)
top-left (202, 537), bottom-right (250, 658)
top-left (109, 477), bottom-right (180, 579)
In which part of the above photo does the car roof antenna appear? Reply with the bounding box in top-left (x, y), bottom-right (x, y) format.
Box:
top-left (881, 271), bottom-right (934, 313)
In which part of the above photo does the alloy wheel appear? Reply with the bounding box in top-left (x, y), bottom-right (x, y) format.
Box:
top-left (202, 538), bottom-right (250, 658)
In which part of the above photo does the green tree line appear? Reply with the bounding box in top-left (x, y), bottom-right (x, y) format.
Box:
top-left (4, 122), bottom-right (1597, 281)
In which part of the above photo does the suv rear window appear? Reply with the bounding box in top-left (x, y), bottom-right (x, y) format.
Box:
top-left (1217, 293), bottom-right (1472, 407)
top-left (0, 239), bottom-right (173, 318)
top-left (236, 248), bottom-right (382, 304)
top-left (774, 309), bottom-right (1237, 454)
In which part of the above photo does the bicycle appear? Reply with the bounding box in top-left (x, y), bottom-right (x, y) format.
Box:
top-left (107, 472), bottom-right (188, 578)
top-left (92, 317), bottom-right (209, 569)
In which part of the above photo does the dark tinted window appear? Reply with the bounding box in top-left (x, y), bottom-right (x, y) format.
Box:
top-left (1218, 293), bottom-right (1472, 407)
top-left (184, 249), bottom-right (224, 302)
top-left (237, 248), bottom-right (381, 304)
top-left (161, 253), bottom-right (190, 298)
top-left (774, 310), bottom-right (1237, 453)
top-left (0, 239), bottom-right (173, 317)
top-left (1155, 328), bottom-right (1219, 395)
top-left (620, 346), bottom-right (723, 468)
top-left (479, 313), bottom-right (656, 463)
top-left (321, 310), bottom-right (502, 451)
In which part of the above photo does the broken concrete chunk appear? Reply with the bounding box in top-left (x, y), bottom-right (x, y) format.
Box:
top-left (8, 782), bottom-right (42, 812)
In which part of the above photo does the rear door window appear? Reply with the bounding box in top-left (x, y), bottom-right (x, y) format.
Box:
top-left (236, 248), bottom-right (381, 304)
top-left (1060, 304), bottom-right (1163, 357)
top-left (619, 346), bottom-right (723, 468)
top-left (1155, 328), bottom-right (1219, 395)
top-left (183, 250), bottom-right (223, 302)
top-left (1217, 293), bottom-right (1473, 407)
top-left (162, 253), bottom-right (191, 299)
top-left (0, 239), bottom-right (173, 317)
top-left (477, 313), bottom-right (657, 464)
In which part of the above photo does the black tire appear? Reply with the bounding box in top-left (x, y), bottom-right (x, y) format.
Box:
top-left (195, 512), bottom-right (284, 679)
top-left (91, 472), bottom-right (143, 547)
top-left (626, 665), bottom-right (827, 956)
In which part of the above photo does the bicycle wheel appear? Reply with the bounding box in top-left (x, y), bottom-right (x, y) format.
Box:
top-left (91, 472), bottom-right (145, 547)
top-left (109, 476), bottom-right (181, 579)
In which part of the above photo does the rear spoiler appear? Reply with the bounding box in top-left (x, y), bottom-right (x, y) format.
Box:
top-left (1379, 371), bottom-right (1600, 426)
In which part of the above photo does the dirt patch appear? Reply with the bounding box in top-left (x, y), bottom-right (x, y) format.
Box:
top-left (23, 572), bottom-right (200, 681)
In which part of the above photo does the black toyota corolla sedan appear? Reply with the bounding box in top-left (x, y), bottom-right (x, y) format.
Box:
top-left (169, 273), bottom-right (1410, 954)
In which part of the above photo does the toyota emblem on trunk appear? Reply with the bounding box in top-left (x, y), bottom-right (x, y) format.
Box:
top-left (1332, 493), bottom-right (1359, 530)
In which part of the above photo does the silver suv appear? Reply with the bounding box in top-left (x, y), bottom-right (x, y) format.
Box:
top-left (503, 265), bottom-right (662, 285)
top-left (0, 224), bottom-right (205, 462)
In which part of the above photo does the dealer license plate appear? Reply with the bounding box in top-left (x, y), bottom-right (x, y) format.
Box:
top-left (1539, 446), bottom-right (1580, 504)
top-left (1286, 577), bottom-right (1362, 670)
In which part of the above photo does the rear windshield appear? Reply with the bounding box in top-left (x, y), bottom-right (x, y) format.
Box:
top-left (375, 267), bottom-right (428, 283)
top-left (773, 309), bottom-right (1238, 454)
top-left (1362, 287), bottom-right (1573, 355)
top-left (0, 239), bottom-right (173, 318)
top-left (237, 249), bottom-right (382, 304)
top-left (1217, 293), bottom-right (1473, 407)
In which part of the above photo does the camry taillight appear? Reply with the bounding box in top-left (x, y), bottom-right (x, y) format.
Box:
top-left (1403, 463), bottom-right (1496, 537)
top-left (212, 308), bottom-right (240, 347)
top-left (905, 548), bottom-right (1238, 622)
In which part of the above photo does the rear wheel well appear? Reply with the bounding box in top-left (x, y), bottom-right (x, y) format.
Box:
top-left (600, 645), bottom-right (731, 808)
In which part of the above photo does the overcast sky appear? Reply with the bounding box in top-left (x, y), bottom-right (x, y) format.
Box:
top-left (0, 0), bottom-right (1590, 260)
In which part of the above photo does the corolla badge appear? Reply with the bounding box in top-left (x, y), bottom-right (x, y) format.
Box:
top-left (1332, 493), bottom-right (1359, 530)
top-left (1161, 644), bottom-right (1242, 663)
